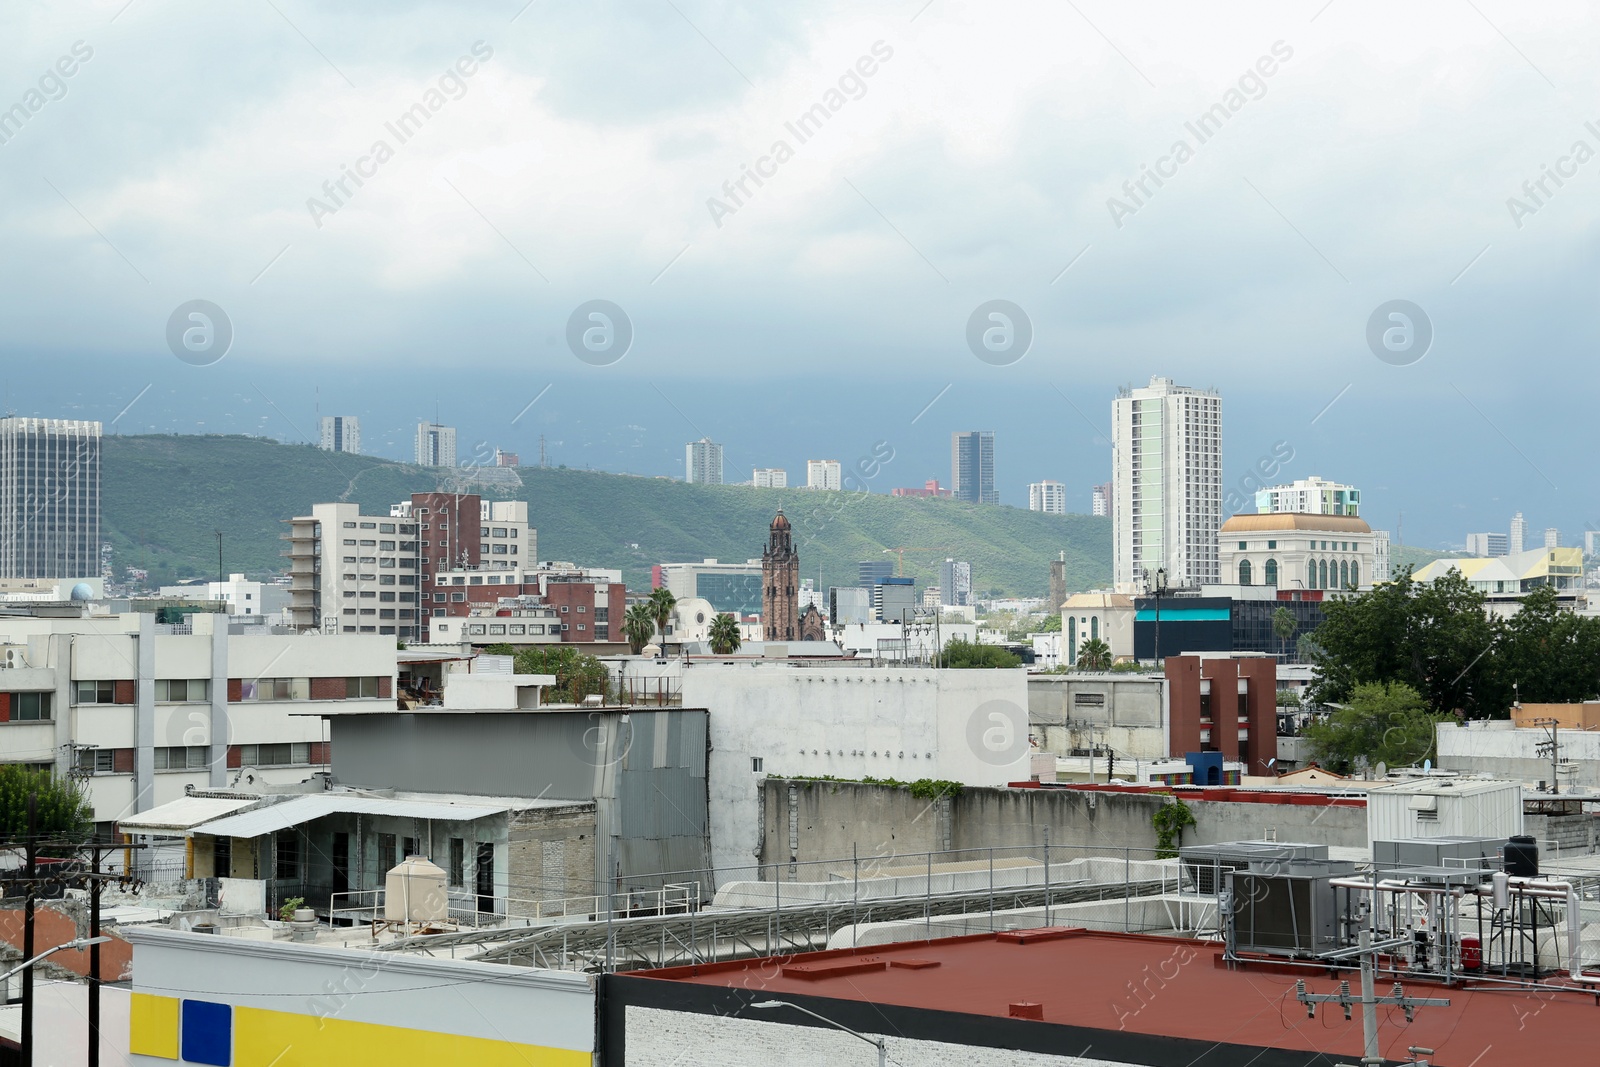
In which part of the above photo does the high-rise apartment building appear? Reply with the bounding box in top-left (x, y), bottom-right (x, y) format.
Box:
top-left (319, 416), bottom-right (361, 455)
top-left (1465, 532), bottom-right (1508, 558)
top-left (1254, 476), bottom-right (1359, 516)
top-left (1509, 512), bottom-right (1528, 555)
top-left (1091, 482), bottom-right (1111, 518)
top-left (1111, 376), bottom-right (1222, 592)
top-left (685, 438), bottom-right (723, 485)
top-left (858, 559), bottom-right (894, 589)
top-left (1544, 527), bottom-right (1561, 549)
top-left (951, 431), bottom-right (997, 505)
top-left (1028, 480), bottom-right (1066, 515)
top-left (939, 558), bottom-right (972, 607)
top-left (806, 460), bottom-right (842, 491)
top-left (415, 422), bottom-right (456, 467)
top-left (752, 468), bottom-right (787, 489)
top-left (0, 417), bottom-right (101, 579)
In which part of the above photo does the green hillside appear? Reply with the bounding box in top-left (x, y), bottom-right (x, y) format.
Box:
top-left (102, 435), bottom-right (1111, 597)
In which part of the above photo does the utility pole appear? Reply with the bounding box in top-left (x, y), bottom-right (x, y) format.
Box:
top-left (89, 842), bottom-right (104, 1067)
top-left (1533, 717), bottom-right (1560, 794)
top-left (215, 530), bottom-right (223, 585)
top-left (1297, 914), bottom-right (1450, 1066)
top-left (21, 793), bottom-right (36, 1067)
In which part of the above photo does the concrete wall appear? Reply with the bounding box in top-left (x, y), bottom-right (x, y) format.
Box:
top-left (759, 780), bottom-right (1368, 868)
top-left (681, 665), bottom-right (1030, 879)
top-left (1027, 674), bottom-right (1168, 760)
top-left (1438, 721), bottom-right (1600, 790)
top-left (507, 803), bottom-right (598, 912)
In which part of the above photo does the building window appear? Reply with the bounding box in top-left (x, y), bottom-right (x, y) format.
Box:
top-left (752, 757), bottom-right (764, 773)
top-left (236, 742), bottom-right (313, 767)
top-left (1319, 559), bottom-right (1329, 588)
top-left (451, 592), bottom-right (466, 603)
top-left (74, 680), bottom-right (117, 704)
top-left (1266, 541), bottom-right (1276, 550)
top-left (7, 692), bottom-right (51, 721)
top-left (78, 749), bottom-right (117, 774)
top-left (240, 678), bottom-right (308, 701)
top-left (1238, 560), bottom-right (1252, 586)
top-left (1350, 561), bottom-right (1360, 587)
top-left (1339, 559), bottom-right (1349, 588)
top-left (277, 833), bottom-right (301, 881)
top-left (153, 746), bottom-right (207, 771)
top-left (346, 677), bottom-right (380, 698)
top-left (1307, 560), bottom-right (1318, 589)
top-left (155, 679), bottom-right (209, 702)
top-left (449, 838), bottom-right (465, 886)
top-left (1263, 558), bottom-right (1278, 587)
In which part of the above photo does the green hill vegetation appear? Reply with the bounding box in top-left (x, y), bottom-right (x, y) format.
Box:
top-left (102, 435), bottom-right (1111, 598)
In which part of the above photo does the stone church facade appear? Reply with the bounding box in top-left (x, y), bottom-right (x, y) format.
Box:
top-left (761, 509), bottom-right (799, 641)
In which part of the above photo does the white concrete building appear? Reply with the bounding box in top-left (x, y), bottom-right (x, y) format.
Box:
top-left (1112, 377), bottom-right (1222, 592)
top-left (1060, 592), bottom-right (1135, 663)
top-left (1510, 511), bottom-right (1528, 554)
top-left (805, 459), bottom-right (841, 490)
top-left (679, 664), bottom-right (1028, 876)
top-left (317, 415), bottom-right (360, 455)
top-left (655, 559), bottom-right (763, 618)
top-left (0, 610), bottom-right (395, 829)
top-left (156, 574), bottom-right (276, 618)
top-left (684, 438), bottom-right (723, 484)
top-left (1254, 475), bottom-right (1359, 516)
top-left (1466, 532), bottom-right (1507, 558)
top-left (1091, 481), bottom-right (1110, 517)
top-left (414, 421), bottom-right (456, 467)
top-left (284, 504), bottom-right (422, 639)
top-left (1028, 479), bottom-right (1066, 515)
top-left (751, 467), bottom-right (786, 488)
top-left (1218, 513), bottom-right (1381, 590)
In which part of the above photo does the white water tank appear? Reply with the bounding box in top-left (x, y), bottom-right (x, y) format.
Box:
top-left (384, 856), bottom-right (448, 923)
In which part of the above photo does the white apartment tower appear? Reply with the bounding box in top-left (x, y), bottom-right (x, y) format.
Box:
top-left (806, 460), bottom-right (842, 491)
top-left (752, 468), bottom-right (787, 489)
top-left (1091, 482), bottom-right (1111, 518)
top-left (1255, 476), bottom-right (1359, 516)
top-left (415, 422), bottom-right (457, 467)
top-left (1111, 377), bottom-right (1222, 592)
top-left (0, 417), bottom-right (101, 579)
top-left (1509, 512), bottom-right (1528, 555)
top-left (319, 415), bottom-right (361, 455)
top-left (685, 438), bottom-right (724, 485)
top-left (1029, 480), bottom-right (1066, 515)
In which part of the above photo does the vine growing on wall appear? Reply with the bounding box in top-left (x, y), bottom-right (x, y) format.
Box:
top-left (1151, 798), bottom-right (1195, 858)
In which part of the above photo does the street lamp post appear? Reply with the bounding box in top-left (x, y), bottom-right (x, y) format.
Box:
top-left (1147, 566), bottom-right (1168, 666)
top-left (751, 1000), bottom-right (887, 1067)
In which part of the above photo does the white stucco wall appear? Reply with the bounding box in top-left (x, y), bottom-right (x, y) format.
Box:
top-left (680, 665), bottom-right (1029, 877)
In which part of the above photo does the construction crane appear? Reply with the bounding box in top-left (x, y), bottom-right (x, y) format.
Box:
top-left (881, 546), bottom-right (953, 577)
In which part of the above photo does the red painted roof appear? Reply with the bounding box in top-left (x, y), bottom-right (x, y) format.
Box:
top-left (631, 929), bottom-right (1598, 1065)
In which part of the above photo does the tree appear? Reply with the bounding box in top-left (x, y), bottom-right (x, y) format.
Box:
top-left (1039, 614), bottom-right (1062, 633)
top-left (1303, 681), bottom-right (1442, 775)
top-left (0, 766), bottom-right (92, 851)
top-left (648, 587), bottom-right (677, 642)
top-left (511, 646), bottom-right (612, 704)
top-left (939, 636), bottom-right (1020, 669)
top-left (1271, 606), bottom-right (1298, 661)
top-left (1075, 637), bottom-right (1112, 671)
top-left (623, 603), bottom-right (657, 655)
top-left (708, 612), bottom-right (742, 655)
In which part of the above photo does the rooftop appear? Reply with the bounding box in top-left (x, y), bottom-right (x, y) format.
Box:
top-left (627, 928), bottom-right (1594, 1065)
top-left (1219, 513), bottom-right (1373, 533)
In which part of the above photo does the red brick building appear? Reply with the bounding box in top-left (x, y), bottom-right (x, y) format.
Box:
top-left (428, 564), bottom-right (624, 643)
top-left (1164, 653), bottom-right (1277, 775)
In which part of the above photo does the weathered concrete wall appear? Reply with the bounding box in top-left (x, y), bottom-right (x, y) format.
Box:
top-left (0, 899), bottom-right (132, 980)
top-left (760, 780), bottom-right (1368, 869)
top-left (1438, 722), bottom-right (1600, 790)
top-left (507, 803), bottom-right (597, 912)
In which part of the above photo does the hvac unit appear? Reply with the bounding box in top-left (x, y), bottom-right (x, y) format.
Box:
top-left (1179, 841), bottom-right (1329, 896)
top-left (1228, 860), bottom-right (1355, 958)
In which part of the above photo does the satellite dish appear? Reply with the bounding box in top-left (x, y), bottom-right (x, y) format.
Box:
top-left (1424, 758), bottom-right (1432, 773)
top-left (1267, 758), bottom-right (1276, 768)
top-left (1375, 761), bottom-right (1388, 778)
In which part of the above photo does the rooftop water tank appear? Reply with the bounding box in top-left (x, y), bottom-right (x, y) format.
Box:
top-left (384, 855), bottom-right (448, 924)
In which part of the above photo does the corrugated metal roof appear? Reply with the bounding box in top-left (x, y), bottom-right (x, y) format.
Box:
top-left (195, 794), bottom-right (514, 838)
top-left (117, 796), bottom-right (261, 835)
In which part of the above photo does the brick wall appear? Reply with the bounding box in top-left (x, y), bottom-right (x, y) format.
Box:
top-left (309, 676), bottom-right (345, 701)
top-left (113, 679), bottom-right (136, 705)
top-left (506, 804), bottom-right (597, 916)
top-left (0, 901), bottom-right (132, 982)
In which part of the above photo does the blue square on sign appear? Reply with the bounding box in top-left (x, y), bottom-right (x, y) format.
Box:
top-left (180, 999), bottom-right (231, 1066)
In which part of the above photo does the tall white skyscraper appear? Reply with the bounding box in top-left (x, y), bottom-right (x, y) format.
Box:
top-left (1509, 512), bottom-right (1528, 555)
top-left (1544, 527), bottom-right (1561, 549)
top-left (1111, 376), bottom-right (1222, 592)
top-left (414, 422), bottom-right (456, 467)
top-left (939, 558), bottom-right (972, 606)
top-left (1254, 475), bottom-right (1358, 516)
top-left (752, 468), bottom-right (787, 488)
top-left (806, 459), bottom-right (842, 491)
top-left (685, 438), bottom-right (723, 485)
top-left (1028, 480), bottom-right (1066, 515)
top-left (0, 418), bottom-right (101, 578)
top-left (1091, 482), bottom-right (1111, 517)
top-left (319, 415), bottom-right (361, 455)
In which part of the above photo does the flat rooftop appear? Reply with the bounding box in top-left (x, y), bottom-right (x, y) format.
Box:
top-left (626, 929), bottom-right (1596, 1065)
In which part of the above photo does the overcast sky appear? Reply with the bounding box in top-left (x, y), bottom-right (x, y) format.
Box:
top-left (2, 1), bottom-right (1596, 547)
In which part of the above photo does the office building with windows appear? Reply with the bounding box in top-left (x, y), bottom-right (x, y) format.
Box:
top-left (685, 438), bottom-right (723, 485)
top-left (1111, 377), bottom-right (1222, 592)
top-left (752, 468), bottom-right (787, 489)
top-left (1466, 532), bottom-right (1509, 558)
top-left (1091, 481), bottom-right (1111, 518)
top-left (1254, 475), bottom-right (1359, 516)
top-left (414, 421), bottom-right (456, 467)
top-left (1028, 480), bottom-right (1066, 515)
top-left (654, 559), bottom-right (763, 617)
top-left (318, 415), bottom-right (361, 455)
top-left (950, 431), bottom-right (997, 504)
top-left (806, 459), bottom-right (841, 491)
top-left (857, 559), bottom-right (894, 589)
top-left (0, 417), bottom-right (101, 579)
top-left (939, 558), bottom-right (972, 607)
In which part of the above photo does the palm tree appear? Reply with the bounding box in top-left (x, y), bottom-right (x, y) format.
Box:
top-left (708, 612), bottom-right (742, 655)
top-left (1271, 606), bottom-right (1298, 662)
top-left (623, 603), bottom-right (657, 655)
top-left (648, 587), bottom-right (677, 644)
top-left (1075, 637), bottom-right (1112, 671)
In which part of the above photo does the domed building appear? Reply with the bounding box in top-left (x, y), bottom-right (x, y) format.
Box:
top-left (1217, 513), bottom-right (1383, 591)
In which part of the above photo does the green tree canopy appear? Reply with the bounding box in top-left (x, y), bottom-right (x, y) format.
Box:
top-left (0, 767), bottom-right (92, 851)
top-left (939, 636), bottom-right (1021, 669)
top-left (1304, 681), bottom-right (1443, 775)
top-left (511, 645), bottom-right (612, 704)
top-left (623, 602), bottom-right (657, 655)
top-left (1075, 637), bottom-right (1112, 671)
top-left (708, 613), bottom-right (742, 655)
